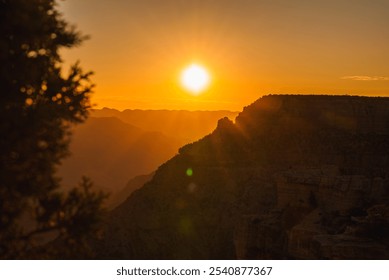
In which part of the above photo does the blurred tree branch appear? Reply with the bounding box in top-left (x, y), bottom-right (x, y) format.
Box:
top-left (0, 0), bottom-right (107, 259)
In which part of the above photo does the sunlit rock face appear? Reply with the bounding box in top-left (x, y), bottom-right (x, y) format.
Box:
top-left (95, 95), bottom-right (389, 259)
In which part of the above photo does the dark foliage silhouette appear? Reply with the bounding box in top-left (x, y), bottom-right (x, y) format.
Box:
top-left (0, 0), bottom-right (106, 259)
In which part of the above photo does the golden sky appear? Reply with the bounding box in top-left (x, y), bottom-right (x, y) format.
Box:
top-left (60, 0), bottom-right (389, 111)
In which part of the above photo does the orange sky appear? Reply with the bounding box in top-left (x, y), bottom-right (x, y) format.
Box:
top-left (59, 0), bottom-right (389, 111)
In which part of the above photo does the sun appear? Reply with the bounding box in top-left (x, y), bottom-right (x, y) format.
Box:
top-left (180, 64), bottom-right (210, 95)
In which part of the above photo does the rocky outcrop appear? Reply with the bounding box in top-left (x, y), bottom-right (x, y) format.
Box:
top-left (95, 95), bottom-right (389, 259)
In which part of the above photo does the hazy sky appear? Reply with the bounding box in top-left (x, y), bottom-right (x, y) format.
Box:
top-left (60, 0), bottom-right (389, 111)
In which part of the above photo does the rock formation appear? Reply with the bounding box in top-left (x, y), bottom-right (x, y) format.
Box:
top-left (95, 95), bottom-right (389, 259)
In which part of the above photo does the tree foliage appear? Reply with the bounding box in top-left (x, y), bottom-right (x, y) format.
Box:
top-left (0, 0), bottom-right (106, 259)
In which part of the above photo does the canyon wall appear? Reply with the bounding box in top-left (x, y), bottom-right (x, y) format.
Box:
top-left (96, 95), bottom-right (389, 259)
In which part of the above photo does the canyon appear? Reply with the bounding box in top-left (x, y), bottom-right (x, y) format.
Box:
top-left (95, 95), bottom-right (389, 259)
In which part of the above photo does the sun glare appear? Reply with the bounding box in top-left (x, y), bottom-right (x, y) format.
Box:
top-left (181, 64), bottom-right (210, 95)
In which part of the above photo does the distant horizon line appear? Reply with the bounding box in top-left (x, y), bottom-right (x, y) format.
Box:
top-left (91, 93), bottom-right (389, 113)
top-left (90, 107), bottom-right (241, 113)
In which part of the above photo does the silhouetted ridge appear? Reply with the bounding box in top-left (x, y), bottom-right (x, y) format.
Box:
top-left (95, 95), bottom-right (389, 259)
top-left (92, 109), bottom-right (238, 142)
top-left (59, 117), bottom-right (180, 193)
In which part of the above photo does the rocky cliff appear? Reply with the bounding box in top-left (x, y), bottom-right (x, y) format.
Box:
top-left (96, 95), bottom-right (389, 259)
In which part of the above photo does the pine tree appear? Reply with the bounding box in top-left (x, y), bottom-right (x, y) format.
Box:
top-left (0, 0), bottom-right (106, 259)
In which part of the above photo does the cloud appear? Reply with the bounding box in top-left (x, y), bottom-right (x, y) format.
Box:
top-left (341, 76), bottom-right (389, 81)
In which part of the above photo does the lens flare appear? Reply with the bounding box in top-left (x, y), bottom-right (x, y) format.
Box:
top-left (186, 168), bottom-right (193, 176)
